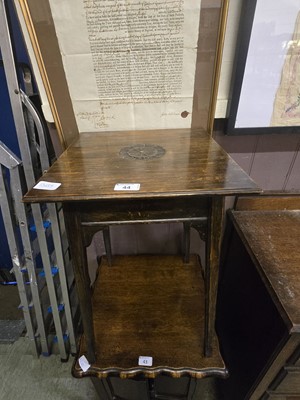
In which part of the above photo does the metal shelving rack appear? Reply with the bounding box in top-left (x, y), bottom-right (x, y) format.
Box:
top-left (0, 0), bottom-right (78, 359)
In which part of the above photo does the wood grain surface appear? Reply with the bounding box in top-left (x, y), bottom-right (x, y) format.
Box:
top-left (235, 196), bottom-right (300, 211)
top-left (72, 255), bottom-right (228, 379)
top-left (231, 210), bottom-right (300, 331)
top-left (24, 129), bottom-right (259, 203)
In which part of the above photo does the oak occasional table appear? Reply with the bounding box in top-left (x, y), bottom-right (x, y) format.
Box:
top-left (24, 128), bottom-right (259, 382)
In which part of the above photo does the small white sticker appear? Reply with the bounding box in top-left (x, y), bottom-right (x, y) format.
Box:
top-left (114, 183), bottom-right (140, 191)
top-left (33, 181), bottom-right (61, 191)
top-left (138, 356), bottom-right (153, 366)
top-left (79, 355), bottom-right (91, 372)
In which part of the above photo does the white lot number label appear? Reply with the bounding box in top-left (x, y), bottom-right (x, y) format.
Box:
top-left (138, 356), bottom-right (153, 366)
top-left (33, 181), bottom-right (61, 190)
top-left (78, 355), bottom-right (91, 372)
top-left (114, 183), bottom-right (140, 191)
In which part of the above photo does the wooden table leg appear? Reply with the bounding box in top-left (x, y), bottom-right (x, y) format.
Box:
top-left (183, 222), bottom-right (191, 263)
top-left (63, 204), bottom-right (96, 363)
top-left (205, 196), bottom-right (225, 357)
top-left (103, 226), bottom-right (112, 266)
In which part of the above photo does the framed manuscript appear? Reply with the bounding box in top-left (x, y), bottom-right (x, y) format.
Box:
top-left (16, 0), bottom-right (228, 146)
top-left (227, 0), bottom-right (300, 135)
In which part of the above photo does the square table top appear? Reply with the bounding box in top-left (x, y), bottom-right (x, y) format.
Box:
top-left (24, 129), bottom-right (260, 203)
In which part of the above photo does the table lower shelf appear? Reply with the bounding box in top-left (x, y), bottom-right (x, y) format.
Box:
top-left (73, 255), bottom-right (227, 379)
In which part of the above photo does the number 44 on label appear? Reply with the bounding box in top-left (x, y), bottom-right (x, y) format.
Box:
top-left (114, 183), bottom-right (140, 191)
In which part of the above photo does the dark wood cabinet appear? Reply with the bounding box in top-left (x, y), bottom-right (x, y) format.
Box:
top-left (217, 197), bottom-right (300, 400)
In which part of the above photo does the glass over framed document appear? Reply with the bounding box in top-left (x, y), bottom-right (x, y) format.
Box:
top-left (48, 0), bottom-right (201, 132)
top-left (17, 0), bottom-right (227, 142)
top-left (227, 0), bottom-right (300, 135)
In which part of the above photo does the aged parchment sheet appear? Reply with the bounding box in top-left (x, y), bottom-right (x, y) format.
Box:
top-left (271, 11), bottom-right (300, 126)
top-left (48, 0), bottom-right (201, 132)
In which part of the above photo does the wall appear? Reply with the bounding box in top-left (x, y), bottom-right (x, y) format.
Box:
top-left (214, 0), bottom-right (300, 192)
top-left (214, 128), bottom-right (300, 192)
